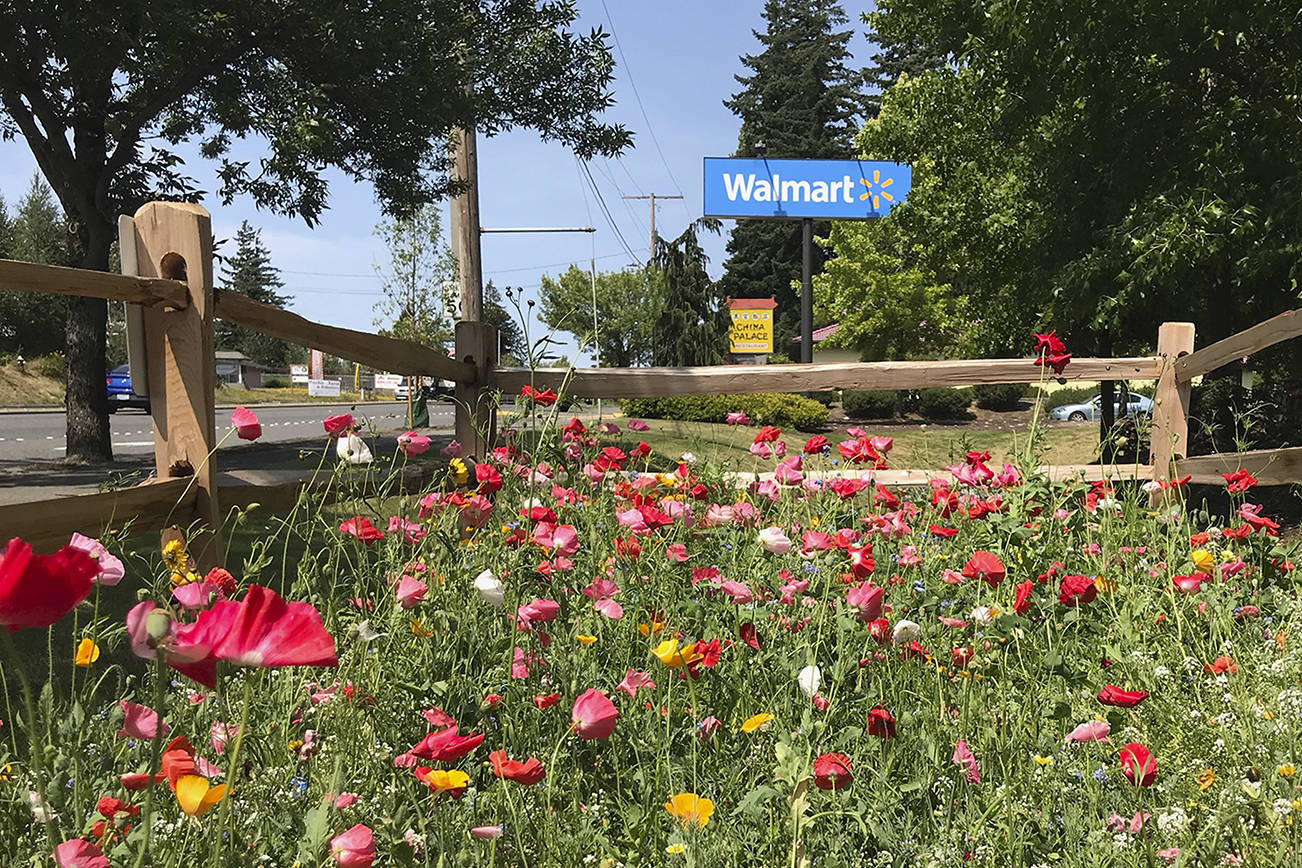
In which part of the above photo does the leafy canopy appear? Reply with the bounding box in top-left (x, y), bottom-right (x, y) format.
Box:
top-left (539, 265), bottom-right (664, 368)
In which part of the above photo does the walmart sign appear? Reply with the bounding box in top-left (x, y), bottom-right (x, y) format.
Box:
top-left (703, 157), bottom-right (911, 220)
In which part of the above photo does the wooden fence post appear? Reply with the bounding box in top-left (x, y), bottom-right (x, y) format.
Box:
top-left (1150, 321), bottom-right (1196, 505)
top-left (454, 321), bottom-right (499, 460)
top-left (131, 202), bottom-right (222, 569)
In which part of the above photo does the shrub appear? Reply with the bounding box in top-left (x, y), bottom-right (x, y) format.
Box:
top-left (804, 390), bottom-right (838, 407)
top-left (916, 387), bottom-right (972, 419)
top-left (622, 392), bottom-right (828, 431)
top-left (262, 376), bottom-right (289, 389)
top-left (33, 352), bottom-right (65, 379)
top-left (842, 389), bottom-right (898, 419)
top-left (972, 382), bottom-right (1027, 411)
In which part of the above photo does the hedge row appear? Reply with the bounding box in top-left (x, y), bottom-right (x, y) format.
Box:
top-left (620, 392), bottom-right (829, 432)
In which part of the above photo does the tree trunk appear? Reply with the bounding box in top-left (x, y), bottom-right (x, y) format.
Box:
top-left (64, 222), bottom-right (113, 463)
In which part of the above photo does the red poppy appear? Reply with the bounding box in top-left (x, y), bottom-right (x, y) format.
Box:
top-left (753, 425), bottom-right (781, 444)
top-left (230, 406), bottom-right (261, 440)
top-left (1119, 742), bottom-right (1157, 787)
top-left (873, 485), bottom-right (900, 508)
top-left (1097, 685), bottom-right (1148, 708)
top-left (533, 692), bottom-right (561, 709)
top-left (1223, 469), bottom-right (1257, 493)
top-left (475, 463), bottom-right (503, 495)
top-left (928, 525), bottom-right (958, 538)
top-left (1034, 352), bottom-right (1072, 375)
top-left (961, 551), bottom-right (1005, 588)
top-left (1013, 580), bottom-right (1034, 616)
top-left (1033, 330), bottom-right (1067, 355)
top-left (867, 705), bottom-right (896, 739)
top-left (180, 584), bottom-right (338, 670)
top-left (571, 688), bottom-right (618, 739)
top-left (338, 517), bottom-right (384, 545)
top-left (0, 537), bottom-right (98, 631)
top-left (489, 750), bottom-right (545, 785)
top-left (409, 726), bottom-right (484, 762)
top-left (812, 752), bottom-right (853, 790)
top-left (1203, 656), bottom-right (1237, 675)
top-left (323, 413), bottom-right (354, 437)
top-left (951, 647), bottom-right (974, 667)
top-left (739, 622), bottom-right (761, 650)
top-left (847, 546), bottom-right (874, 579)
top-left (802, 435), bottom-right (828, 454)
top-left (1058, 574), bottom-right (1098, 606)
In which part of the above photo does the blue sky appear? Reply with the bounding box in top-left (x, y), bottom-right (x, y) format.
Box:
top-left (0, 2), bottom-right (873, 364)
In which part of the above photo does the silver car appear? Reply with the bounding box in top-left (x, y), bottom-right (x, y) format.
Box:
top-left (1050, 394), bottom-right (1153, 422)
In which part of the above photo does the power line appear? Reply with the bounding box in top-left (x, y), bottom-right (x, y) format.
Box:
top-left (578, 159), bottom-right (641, 264)
top-left (278, 251), bottom-right (629, 280)
top-left (600, 0), bottom-right (691, 221)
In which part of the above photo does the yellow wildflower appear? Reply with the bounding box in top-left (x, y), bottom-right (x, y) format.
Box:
top-left (664, 793), bottom-right (714, 829)
top-left (651, 639), bottom-right (703, 670)
top-left (1033, 756), bottom-right (1053, 767)
top-left (1191, 549), bottom-right (1215, 574)
top-left (740, 713), bottom-right (773, 734)
top-left (288, 739), bottom-right (304, 754)
top-left (0, 764), bottom-right (11, 781)
top-left (1094, 576), bottom-right (1116, 593)
top-left (576, 634), bottom-right (597, 646)
top-left (666, 844), bottom-right (687, 854)
top-left (1197, 769), bottom-right (1215, 791)
top-left (410, 618), bottom-right (434, 638)
top-left (638, 621), bottom-right (666, 637)
top-left (74, 638), bottom-right (100, 668)
top-left (162, 538), bottom-right (187, 568)
top-left (1279, 764), bottom-right (1296, 777)
top-left (176, 775), bottom-right (228, 817)
top-left (449, 457), bottom-right (469, 485)
top-left (416, 768), bottom-right (469, 794)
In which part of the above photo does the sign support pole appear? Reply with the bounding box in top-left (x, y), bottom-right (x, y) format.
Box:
top-left (800, 218), bottom-right (813, 364)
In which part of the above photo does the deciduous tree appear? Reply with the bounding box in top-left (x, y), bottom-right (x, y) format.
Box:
top-left (0, 0), bottom-right (630, 461)
top-left (539, 266), bottom-right (663, 368)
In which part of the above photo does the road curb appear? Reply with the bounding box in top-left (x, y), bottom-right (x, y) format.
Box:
top-left (0, 400), bottom-right (459, 416)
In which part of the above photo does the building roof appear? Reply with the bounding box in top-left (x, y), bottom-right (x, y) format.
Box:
top-left (727, 297), bottom-right (778, 310)
top-left (790, 323), bottom-right (840, 344)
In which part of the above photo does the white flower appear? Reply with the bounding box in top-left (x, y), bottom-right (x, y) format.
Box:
top-left (1141, 480), bottom-right (1162, 494)
top-left (891, 619), bottom-right (921, 644)
top-left (758, 526), bottom-right (792, 554)
top-left (796, 665), bottom-right (822, 699)
top-left (970, 606), bottom-right (994, 626)
top-left (520, 497), bottom-right (546, 512)
top-left (473, 570), bottom-right (506, 607)
top-left (354, 620), bottom-right (385, 642)
top-left (336, 431), bottom-right (373, 465)
top-left (680, 451), bottom-right (698, 465)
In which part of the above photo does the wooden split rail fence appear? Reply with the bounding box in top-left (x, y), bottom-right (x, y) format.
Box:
top-left (1, 202), bottom-right (1300, 562)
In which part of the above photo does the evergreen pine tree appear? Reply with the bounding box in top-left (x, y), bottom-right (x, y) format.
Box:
top-left (718, 0), bottom-right (864, 354)
top-left (0, 176), bottom-right (73, 355)
top-left (652, 220), bottom-right (727, 367)
top-left (862, 31), bottom-right (946, 118)
top-left (216, 221), bottom-right (295, 368)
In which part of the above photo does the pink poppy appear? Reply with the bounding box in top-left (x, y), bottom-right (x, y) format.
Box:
top-left (395, 576), bottom-right (427, 608)
top-left (124, 601), bottom-right (219, 687)
top-left (665, 543), bottom-right (689, 562)
top-left (1065, 720), bottom-right (1111, 743)
top-left (396, 431), bottom-right (431, 456)
top-left (471, 825), bottom-right (504, 839)
top-left (719, 581), bottom-right (755, 605)
top-left (335, 792), bottom-right (358, 810)
top-left (210, 721), bottom-right (239, 754)
top-left (330, 823), bottom-right (376, 868)
top-left (571, 688), bottom-right (618, 739)
top-left (627, 419), bottom-right (649, 431)
top-left (617, 668), bottom-right (656, 698)
top-left (67, 533), bottom-right (124, 586)
top-left (1172, 574), bottom-right (1204, 594)
top-left (758, 526), bottom-right (792, 554)
top-left (117, 700), bottom-right (167, 740)
top-left (409, 725), bottom-right (485, 762)
top-left (0, 537), bottom-right (98, 631)
top-left (323, 413), bottom-right (355, 438)
top-left (339, 517), bottom-right (384, 545)
top-left (182, 584), bottom-right (338, 670)
top-left (171, 582), bottom-right (224, 611)
top-left (230, 406), bottom-right (261, 440)
top-left (593, 599), bottom-right (624, 619)
top-left (440, 439), bottom-right (462, 457)
top-left (54, 839), bottom-right (109, 868)
top-left (725, 411), bottom-right (750, 425)
top-left (845, 584), bottom-right (884, 622)
top-left (951, 739), bottom-right (980, 783)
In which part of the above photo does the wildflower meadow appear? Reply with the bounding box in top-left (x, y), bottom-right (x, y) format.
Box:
top-left (1, 356), bottom-right (1299, 868)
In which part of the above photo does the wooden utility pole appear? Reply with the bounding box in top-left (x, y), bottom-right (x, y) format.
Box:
top-left (450, 125), bottom-right (484, 323)
top-left (622, 193), bottom-right (683, 259)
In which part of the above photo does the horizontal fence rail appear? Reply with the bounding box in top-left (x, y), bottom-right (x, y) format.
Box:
top-left (0, 258), bottom-right (190, 308)
top-left (0, 478), bottom-right (196, 551)
top-left (1175, 308), bottom-right (1302, 380)
top-left (214, 291), bottom-right (470, 384)
top-left (492, 356), bottom-right (1160, 398)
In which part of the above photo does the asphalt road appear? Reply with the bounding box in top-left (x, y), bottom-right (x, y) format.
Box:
top-left (0, 400), bottom-right (455, 462)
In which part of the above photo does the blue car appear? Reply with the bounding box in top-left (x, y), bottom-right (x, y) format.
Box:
top-left (106, 364), bottom-right (150, 413)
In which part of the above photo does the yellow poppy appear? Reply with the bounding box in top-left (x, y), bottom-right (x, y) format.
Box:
top-left (1197, 769), bottom-right (1216, 791)
top-left (74, 638), bottom-right (100, 668)
top-left (449, 457), bottom-right (469, 485)
top-left (664, 793), bottom-right (714, 829)
top-left (410, 618), bottom-right (434, 638)
top-left (1093, 576), bottom-right (1116, 594)
top-left (170, 569), bottom-right (199, 587)
top-left (1191, 549), bottom-right (1215, 575)
top-left (666, 844), bottom-right (687, 854)
top-left (576, 634), bottom-right (597, 646)
top-left (740, 713), bottom-right (773, 734)
top-left (418, 768), bottom-right (469, 792)
top-left (176, 775), bottom-right (228, 817)
top-left (638, 621), bottom-right (666, 637)
top-left (651, 639), bottom-right (702, 669)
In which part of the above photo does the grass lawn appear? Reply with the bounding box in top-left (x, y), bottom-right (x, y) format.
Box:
top-left (616, 416), bottom-right (1102, 470)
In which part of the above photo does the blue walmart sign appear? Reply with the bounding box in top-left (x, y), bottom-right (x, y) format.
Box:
top-left (703, 157), bottom-right (911, 220)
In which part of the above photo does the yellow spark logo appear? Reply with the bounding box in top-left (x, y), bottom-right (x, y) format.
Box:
top-left (858, 170), bottom-right (895, 210)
